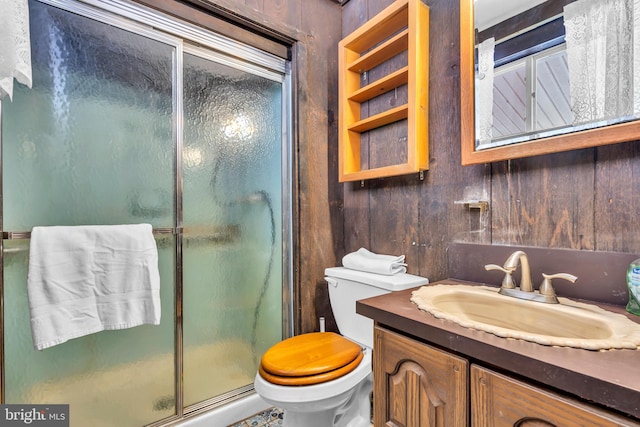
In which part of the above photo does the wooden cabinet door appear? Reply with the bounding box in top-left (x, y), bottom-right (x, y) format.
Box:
top-left (471, 365), bottom-right (640, 427)
top-left (373, 326), bottom-right (468, 427)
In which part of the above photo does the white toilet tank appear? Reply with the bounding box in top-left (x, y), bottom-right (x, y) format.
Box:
top-left (324, 267), bottom-right (428, 349)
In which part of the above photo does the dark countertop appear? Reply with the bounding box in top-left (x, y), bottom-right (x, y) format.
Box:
top-left (356, 278), bottom-right (640, 421)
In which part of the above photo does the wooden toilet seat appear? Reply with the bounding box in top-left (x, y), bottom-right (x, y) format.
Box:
top-left (258, 332), bottom-right (364, 386)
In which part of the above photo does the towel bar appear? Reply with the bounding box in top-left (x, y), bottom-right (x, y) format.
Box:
top-left (1, 226), bottom-right (239, 253)
top-left (2, 227), bottom-right (179, 240)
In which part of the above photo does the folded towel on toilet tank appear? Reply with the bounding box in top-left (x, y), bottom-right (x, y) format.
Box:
top-left (342, 247), bottom-right (407, 275)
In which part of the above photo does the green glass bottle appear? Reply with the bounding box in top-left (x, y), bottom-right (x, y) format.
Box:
top-left (627, 259), bottom-right (640, 316)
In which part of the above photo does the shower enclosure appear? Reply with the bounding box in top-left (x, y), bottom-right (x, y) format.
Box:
top-left (0, 0), bottom-right (292, 425)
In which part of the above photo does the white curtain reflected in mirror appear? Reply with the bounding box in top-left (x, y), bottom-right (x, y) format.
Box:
top-left (565, 0), bottom-right (639, 123)
top-left (475, 37), bottom-right (495, 145)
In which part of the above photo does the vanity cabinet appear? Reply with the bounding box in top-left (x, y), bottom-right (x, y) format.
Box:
top-left (373, 326), bottom-right (468, 427)
top-left (471, 365), bottom-right (638, 427)
top-left (373, 325), bottom-right (640, 427)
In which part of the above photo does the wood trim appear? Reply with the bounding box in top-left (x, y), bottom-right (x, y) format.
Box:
top-left (460, 0), bottom-right (476, 166)
top-left (348, 30), bottom-right (409, 72)
top-left (463, 120), bottom-right (640, 165)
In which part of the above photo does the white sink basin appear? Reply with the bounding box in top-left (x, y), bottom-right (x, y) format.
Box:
top-left (410, 284), bottom-right (640, 350)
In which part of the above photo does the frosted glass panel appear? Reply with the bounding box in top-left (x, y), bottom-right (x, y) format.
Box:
top-left (2, 2), bottom-right (176, 426)
top-left (2, 0), bottom-right (174, 230)
top-left (182, 53), bottom-right (284, 405)
top-left (1, 0), bottom-right (289, 422)
top-left (3, 237), bottom-right (176, 426)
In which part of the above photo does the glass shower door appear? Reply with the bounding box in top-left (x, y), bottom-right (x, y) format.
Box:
top-left (181, 48), bottom-right (285, 406)
top-left (1, 0), bottom-right (291, 424)
top-left (2, 1), bottom-right (177, 426)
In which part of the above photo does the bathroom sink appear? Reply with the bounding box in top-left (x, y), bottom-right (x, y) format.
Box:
top-left (410, 284), bottom-right (640, 350)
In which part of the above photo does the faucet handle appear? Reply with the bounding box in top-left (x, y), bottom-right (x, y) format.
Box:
top-left (539, 273), bottom-right (577, 297)
top-left (485, 264), bottom-right (516, 289)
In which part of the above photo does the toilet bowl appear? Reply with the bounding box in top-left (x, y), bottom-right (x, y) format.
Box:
top-left (255, 345), bottom-right (372, 427)
top-left (254, 267), bottom-right (428, 427)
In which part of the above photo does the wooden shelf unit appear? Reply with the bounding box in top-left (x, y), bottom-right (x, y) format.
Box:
top-left (338, 0), bottom-right (429, 182)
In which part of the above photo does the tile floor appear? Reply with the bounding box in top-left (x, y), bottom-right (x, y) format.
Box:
top-left (228, 407), bottom-right (284, 427)
top-left (228, 406), bottom-right (376, 427)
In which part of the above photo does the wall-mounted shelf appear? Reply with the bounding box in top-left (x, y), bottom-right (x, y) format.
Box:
top-left (338, 0), bottom-right (429, 182)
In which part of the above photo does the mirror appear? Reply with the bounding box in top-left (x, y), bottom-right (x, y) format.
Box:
top-left (460, 0), bottom-right (640, 165)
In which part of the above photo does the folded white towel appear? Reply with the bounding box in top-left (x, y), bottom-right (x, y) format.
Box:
top-left (27, 224), bottom-right (161, 350)
top-left (342, 247), bottom-right (407, 275)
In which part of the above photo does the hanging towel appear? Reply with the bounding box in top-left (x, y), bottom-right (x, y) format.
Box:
top-left (27, 224), bottom-right (161, 350)
top-left (342, 247), bottom-right (407, 275)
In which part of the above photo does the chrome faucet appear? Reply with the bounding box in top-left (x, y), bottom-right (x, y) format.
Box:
top-left (485, 250), bottom-right (577, 304)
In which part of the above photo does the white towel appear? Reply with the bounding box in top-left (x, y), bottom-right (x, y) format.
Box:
top-left (342, 247), bottom-right (407, 275)
top-left (27, 224), bottom-right (161, 350)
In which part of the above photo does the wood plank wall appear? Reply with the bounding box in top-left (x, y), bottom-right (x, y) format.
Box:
top-left (335, 0), bottom-right (640, 330)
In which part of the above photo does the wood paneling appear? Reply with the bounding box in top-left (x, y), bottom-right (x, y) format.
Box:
top-left (294, 0), bottom-right (343, 334)
top-left (595, 140), bottom-right (640, 253)
top-left (491, 149), bottom-right (595, 249)
top-left (340, 0), bottom-right (640, 301)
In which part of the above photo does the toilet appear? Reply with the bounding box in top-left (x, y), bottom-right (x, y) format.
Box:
top-left (254, 266), bottom-right (428, 427)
